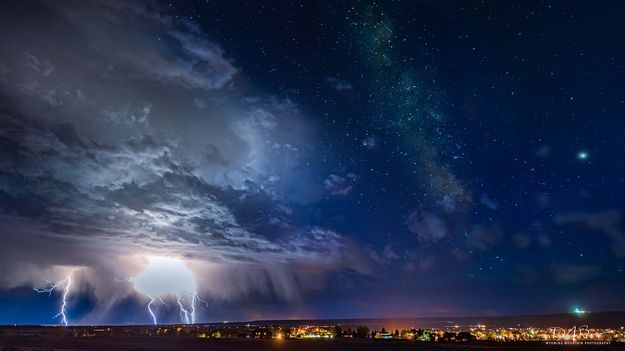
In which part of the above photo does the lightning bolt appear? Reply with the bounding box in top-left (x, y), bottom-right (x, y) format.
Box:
top-left (194, 292), bottom-right (209, 323)
top-left (142, 289), bottom-right (207, 325)
top-left (34, 269), bottom-right (75, 326)
top-left (145, 292), bottom-right (206, 325)
top-left (157, 296), bottom-right (168, 305)
top-left (145, 295), bottom-right (169, 325)
top-left (147, 297), bottom-right (157, 325)
top-left (176, 294), bottom-right (192, 324)
top-left (175, 291), bottom-right (207, 324)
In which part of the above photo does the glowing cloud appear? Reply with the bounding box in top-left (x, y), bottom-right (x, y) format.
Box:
top-left (130, 257), bottom-right (206, 325)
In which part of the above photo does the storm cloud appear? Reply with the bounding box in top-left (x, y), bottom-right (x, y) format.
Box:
top-left (0, 0), bottom-right (345, 322)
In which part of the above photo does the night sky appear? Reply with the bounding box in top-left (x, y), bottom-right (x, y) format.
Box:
top-left (1, 0), bottom-right (625, 325)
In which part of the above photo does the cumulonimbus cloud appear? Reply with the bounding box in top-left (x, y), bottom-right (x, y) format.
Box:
top-left (0, 0), bottom-right (347, 323)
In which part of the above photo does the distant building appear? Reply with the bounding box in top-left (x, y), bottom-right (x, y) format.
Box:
top-left (253, 328), bottom-right (272, 339)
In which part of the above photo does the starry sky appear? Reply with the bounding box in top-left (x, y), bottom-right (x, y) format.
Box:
top-left (1, 0), bottom-right (625, 325)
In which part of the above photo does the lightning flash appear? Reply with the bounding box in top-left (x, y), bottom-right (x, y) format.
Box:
top-left (34, 269), bottom-right (76, 326)
top-left (130, 257), bottom-right (207, 325)
top-left (175, 292), bottom-right (208, 324)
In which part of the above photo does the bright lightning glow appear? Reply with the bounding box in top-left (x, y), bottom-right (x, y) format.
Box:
top-left (34, 269), bottom-right (76, 326)
top-left (131, 256), bottom-right (206, 325)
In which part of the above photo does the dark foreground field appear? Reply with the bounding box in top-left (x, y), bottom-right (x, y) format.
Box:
top-left (0, 336), bottom-right (622, 351)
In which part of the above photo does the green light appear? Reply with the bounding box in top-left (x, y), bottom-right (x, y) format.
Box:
top-left (577, 151), bottom-right (588, 160)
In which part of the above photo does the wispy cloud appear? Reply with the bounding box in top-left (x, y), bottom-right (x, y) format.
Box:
top-left (324, 77), bottom-right (353, 91)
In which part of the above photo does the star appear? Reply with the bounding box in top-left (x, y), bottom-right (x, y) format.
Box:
top-left (577, 151), bottom-right (589, 160)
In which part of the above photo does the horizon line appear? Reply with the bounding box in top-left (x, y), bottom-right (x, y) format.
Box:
top-left (2, 310), bottom-right (623, 328)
